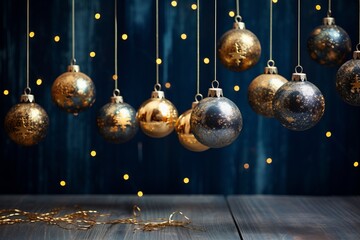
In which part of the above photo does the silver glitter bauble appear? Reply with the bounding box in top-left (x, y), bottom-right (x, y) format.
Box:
top-left (273, 72), bottom-right (325, 131)
top-left (51, 64), bottom-right (96, 115)
top-left (4, 92), bottom-right (49, 146)
top-left (190, 83), bottom-right (242, 148)
top-left (97, 93), bottom-right (138, 143)
top-left (336, 49), bottom-right (360, 106)
top-left (307, 17), bottom-right (351, 67)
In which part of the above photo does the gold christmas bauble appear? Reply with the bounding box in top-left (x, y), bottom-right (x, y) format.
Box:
top-left (137, 90), bottom-right (178, 138)
top-left (218, 21), bottom-right (261, 72)
top-left (51, 64), bottom-right (96, 115)
top-left (248, 65), bottom-right (288, 117)
top-left (175, 102), bottom-right (209, 152)
top-left (4, 93), bottom-right (49, 146)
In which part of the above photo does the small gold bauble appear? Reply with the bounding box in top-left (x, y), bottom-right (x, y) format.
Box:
top-left (248, 65), bottom-right (288, 117)
top-left (137, 90), bottom-right (178, 138)
top-left (175, 102), bottom-right (210, 152)
top-left (4, 93), bottom-right (49, 146)
top-left (218, 21), bottom-right (261, 72)
top-left (51, 64), bottom-right (96, 115)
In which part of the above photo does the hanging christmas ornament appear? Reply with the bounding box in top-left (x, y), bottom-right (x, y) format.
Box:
top-left (307, 0), bottom-right (351, 66)
top-left (217, 0), bottom-right (261, 72)
top-left (248, 62), bottom-right (288, 117)
top-left (4, 0), bottom-right (49, 146)
top-left (137, 0), bottom-right (178, 138)
top-left (273, 0), bottom-right (325, 131)
top-left (190, 81), bottom-right (242, 148)
top-left (248, 1), bottom-right (287, 117)
top-left (51, 0), bottom-right (96, 115)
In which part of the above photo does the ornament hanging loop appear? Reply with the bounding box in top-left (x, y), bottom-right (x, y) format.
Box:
top-left (356, 43), bottom-right (360, 51)
top-left (154, 83), bottom-right (162, 91)
top-left (327, 10), bottom-right (332, 17)
top-left (267, 60), bottom-right (275, 67)
top-left (295, 65), bottom-right (303, 73)
top-left (234, 15), bottom-right (242, 23)
top-left (113, 89), bottom-right (120, 97)
top-left (24, 87), bottom-right (31, 95)
top-left (194, 93), bottom-right (203, 102)
top-left (70, 58), bottom-right (77, 65)
top-left (211, 79), bottom-right (220, 88)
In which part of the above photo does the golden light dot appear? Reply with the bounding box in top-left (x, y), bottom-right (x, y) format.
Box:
top-left (95, 13), bottom-right (101, 19)
top-left (266, 158), bottom-right (273, 164)
top-left (89, 51), bottom-right (96, 58)
top-left (203, 58), bottom-right (210, 64)
top-left (90, 150), bottom-right (97, 157)
top-left (112, 74), bottom-right (118, 80)
top-left (354, 162), bottom-right (359, 167)
top-left (272, 0), bottom-right (278, 3)
top-left (54, 35), bottom-right (60, 42)
top-left (29, 31), bottom-right (35, 38)
top-left (122, 34), bottom-right (128, 40)
top-left (244, 163), bottom-right (250, 169)
top-left (191, 4), bottom-right (197, 10)
top-left (171, 0), bottom-right (177, 7)
top-left (3, 90), bottom-right (9, 95)
top-left (123, 174), bottom-right (129, 180)
top-left (229, 11), bottom-right (235, 17)
top-left (137, 191), bottom-right (143, 197)
top-left (315, 5), bottom-right (321, 10)
top-left (181, 33), bottom-right (187, 40)
top-left (36, 78), bottom-right (42, 85)
top-left (326, 131), bottom-right (332, 138)
top-left (233, 85), bottom-right (240, 91)
top-left (183, 177), bottom-right (190, 184)
top-left (156, 58), bottom-right (162, 64)
top-left (165, 82), bottom-right (171, 88)
top-left (60, 180), bottom-right (66, 187)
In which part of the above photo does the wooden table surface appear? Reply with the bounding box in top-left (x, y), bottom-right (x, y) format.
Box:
top-left (0, 195), bottom-right (359, 239)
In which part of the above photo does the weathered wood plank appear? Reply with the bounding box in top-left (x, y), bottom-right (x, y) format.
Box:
top-left (228, 195), bottom-right (360, 240)
top-left (0, 195), bottom-right (240, 240)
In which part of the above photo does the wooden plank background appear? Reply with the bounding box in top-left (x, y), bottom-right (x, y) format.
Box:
top-left (228, 195), bottom-right (360, 240)
top-left (0, 195), bottom-right (240, 240)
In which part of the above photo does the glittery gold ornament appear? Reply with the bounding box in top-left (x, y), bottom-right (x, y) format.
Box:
top-left (4, 91), bottom-right (49, 146)
top-left (97, 91), bottom-right (138, 143)
top-left (218, 19), bottom-right (261, 72)
top-left (336, 49), bottom-right (360, 106)
top-left (137, 88), bottom-right (178, 138)
top-left (248, 62), bottom-right (288, 117)
top-left (175, 102), bottom-right (210, 152)
top-left (51, 64), bottom-right (96, 115)
top-left (190, 81), bottom-right (242, 148)
top-left (273, 72), bottom-right (325, 131)
top-left (307, 17), bottom-right (351, 67)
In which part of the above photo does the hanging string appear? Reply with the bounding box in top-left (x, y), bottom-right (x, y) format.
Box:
top-left (114, 0), bottom-right (118, 92)
top-left (71, 0), bottom-right (76, 64)
top-left (26, 0), bottom-right (30, 90)
top-left (295, 0), bottom-right (302, 73)
top-left (269, 0), bottom-right (273, 63)
top-left (327, 0), bottom-right (331, 17)
top-left (155, 0), bottom-right (160, 88)
top-left (195, 0), bottom-right (201, 100)
top-left (358, 0), bottom-right (360, 47)
top-left (214, 0), bottom-right (217, 81)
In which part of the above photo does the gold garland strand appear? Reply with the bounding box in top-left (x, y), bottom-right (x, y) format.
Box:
top-left (0, 205), bottom-right (203, 232)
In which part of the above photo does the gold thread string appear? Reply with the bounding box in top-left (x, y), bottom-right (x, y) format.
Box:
top-left (71, 0), bottom-right (76, 65)
top-left (195, 0), bottom-right (202, 101)
top-left (26, 0), bottom-right (30, 90)
top-left (358, 0), bottom-right (360, 45)
top-left (114, 0), bottom-right (118, 91)
top-left (155, 0), bottom-right (160, 87)
top-left (269, 0), bottom-right (273, 62)
top-left (295, 0), bottom-right (303, 73)
top-left (327, 0), bottom-right (331, 17)
top-left (214, 0), bottom-right (217, 81)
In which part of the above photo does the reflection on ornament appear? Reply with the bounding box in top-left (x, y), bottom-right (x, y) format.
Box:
top-left (51, 64), bottom-right (96, 115)
top-left (218, 21), bottom-right (261, 72)
top-left (336, 49), bottom-right (360, 106)
top-left (307, 17), bottom-right (351, 67)
top-left (137, 89), bottom-right (178, 138)
top-left (4, 92), bottom-right (49, 146)
top-left (273, 72), bottom-right (325, 131)
top-left (248, 63), bottom-right (288, 117)
top-left (190, 82), bottom-right (242, 148)
top-left (97, 93), bottom-right (138, 143)
top-left (175, 102), bottom-right (209, 152)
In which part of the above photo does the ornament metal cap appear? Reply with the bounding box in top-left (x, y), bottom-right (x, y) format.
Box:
top-left (208, 88), bottom-right (223, 97)
top-left (110, 95), bottom-right (123, 103)
top-left (20, 93), bottom-right (35, 103)
top-left (264, 66), bottom-right (278, 74)
top-left (192, 101), bottom-right (199, 109)
top-left (291, 72), bottom-right (307, 82)
top-left (233, 21), bottom-right (246, 30)
top-left (353, 50), bottom-right (360, 60)
top-left (151, 90), bottom-right (165, 99)
top-left (323, 17), bottom-right (335, 25)
top-left (67, 64), bottom-right (80, 72)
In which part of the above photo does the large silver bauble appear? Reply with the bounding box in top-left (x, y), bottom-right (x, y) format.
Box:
top-left (190, 87), bottom-right (242, 148)
top-left (307, 17), bottom-right (351, 67)
top-left (273, 73), bottom-right (325, 131)
top-left (51, 64), bottom-right (96, 115)
top-left (97, 95), bottom-right (138, 143)
top-left (336, 50), bottom-right (360, 106)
